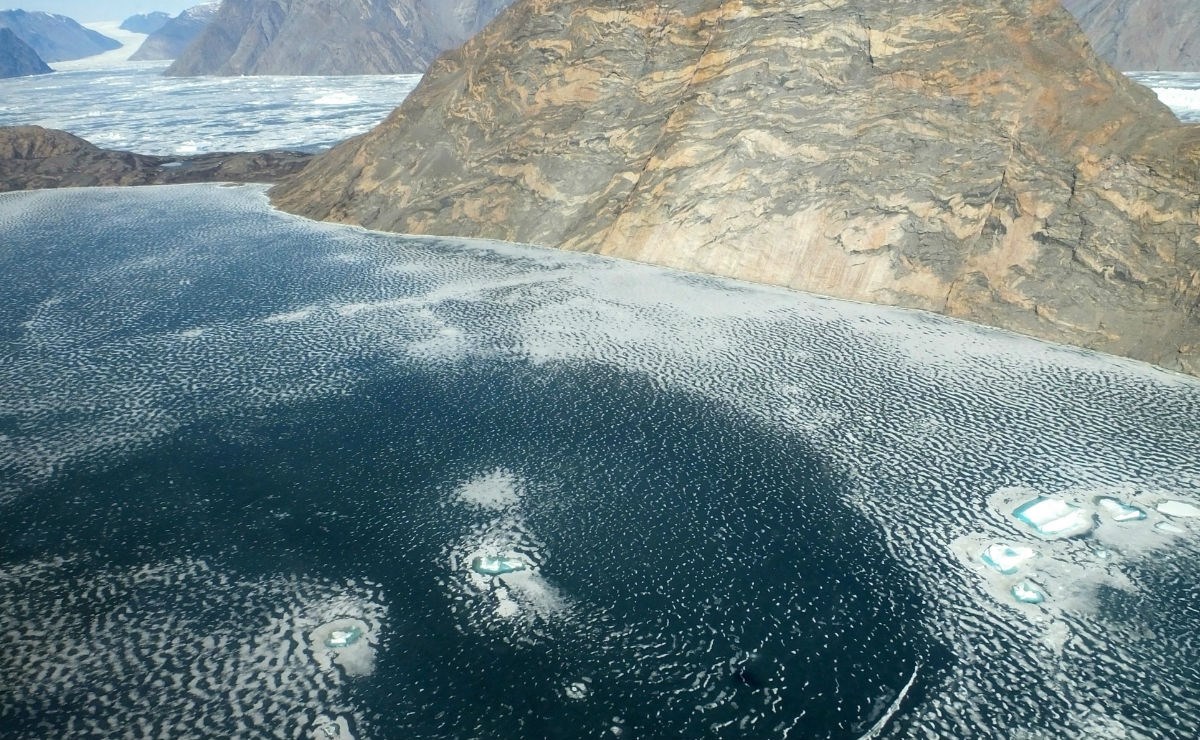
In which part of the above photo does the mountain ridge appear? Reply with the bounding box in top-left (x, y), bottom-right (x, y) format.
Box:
top-left (0, 27), bottom-right (51, 78)
top-left (0, 10), bottom-right (120, 63)
top-left (165, 0), bottom-right (510, 76)
top-left (131, 4), bottom-right (220, 61)
top-left (271, 0), bottom-right (1200, 377)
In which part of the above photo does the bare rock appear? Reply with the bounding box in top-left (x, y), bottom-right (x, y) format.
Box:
top-left (271, 0), bottom-right (1200, 377)
top-left (0, 126), bottom-right (312, 190)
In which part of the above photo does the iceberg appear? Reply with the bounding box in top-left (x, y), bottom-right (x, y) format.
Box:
top-left (980, 544), bottom-right (1035, 574)
top-left (1011, 580), bottom-right (1046, 604)
top-left (471, 555), bottom-right (527, 576)
top-left (1012, 497), bottom-right (1092, 537)
top-left (1157, 500), bottom-right (1200, 518)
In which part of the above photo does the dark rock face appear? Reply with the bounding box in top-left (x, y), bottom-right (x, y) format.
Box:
top-left (120, 11), bottom-right (172, 34)
top-left (131, 4), bottom-right (220, 61)
top-left (272, 0), bottom-right (1200, 377)
top-left (0, 10), bottom-right (121, 63)
top-left (1062, 0), bottom-right (1200, 71)
top-left (0, 27), bottom-right (51, 78)
top-left (164, 0), bottom-right (510, 76)
top-left (0, 126), bottom-right (312, 190)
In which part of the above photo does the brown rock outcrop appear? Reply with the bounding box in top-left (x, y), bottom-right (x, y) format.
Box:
top-left (271, 0), bottom-right (1200, 377)
top-left (0, 126), bottom-right (312, 190)
top-left (1062, 0), bottom-right (1200, 71)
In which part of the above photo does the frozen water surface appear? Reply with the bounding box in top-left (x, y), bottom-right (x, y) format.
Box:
top-left (0, 65), bottom-right (419, 154)
top-left (0, 185), bottom-right (1198, 738)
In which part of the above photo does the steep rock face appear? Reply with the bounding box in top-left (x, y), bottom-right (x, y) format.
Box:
top-left (120, 12), bottom-right (172, 34)
top-left (131, 4), bottom-right (220, 61)
top-left (272, 0), bottom-right (1200, 377)
top-left (1062, 0), bottom-right (1200, 71)
top-left (164, 0), bottom-right (510, 76)
top-left (0, 126), bottom-right (312, 190)
top-left (0, 27), bottom-right (52, 78)
top-left (0, 10), bottom-right (121, 62)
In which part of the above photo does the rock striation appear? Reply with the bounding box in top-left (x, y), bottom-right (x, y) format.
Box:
top-left (0, 126), bottom-right (312, 191)
top-left (1062, 0), bottom-right (1200, 71)
top-left (272, 0), bottom-right (1200, 377)
top-left (120, 11), bottom-right (172, 35)
top-left (131, 4), bottom-right (220, 61)
top-left (164, 0), bottom-right (510, 76)
top-left (0, 27), bottom-right (51, 78)
top-left (0, 10), bottom-right (121, 63)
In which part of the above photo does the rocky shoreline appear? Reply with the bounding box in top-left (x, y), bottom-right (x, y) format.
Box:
top-left (270, 0), bottom-right (1200, 378)
top-left (0, 126), bottom-right (313, 191)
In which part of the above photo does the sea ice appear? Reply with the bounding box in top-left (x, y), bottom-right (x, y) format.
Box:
top-left (1096, 497), bottom-right (1147, 522)
top-left (471, 555), bottom-right (527, 576)
top-left (1157, 500), bottom-right (1200, 518)
top-left (980, 544), bottom-right (1035, 574)
top-left (1011, 580), bottom-right (1047, 604)
top-left (1012, 497), bottom-right (1093, 538)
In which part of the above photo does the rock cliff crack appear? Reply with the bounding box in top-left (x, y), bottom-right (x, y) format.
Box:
top-left (596, 4), bottom-right (730, 252)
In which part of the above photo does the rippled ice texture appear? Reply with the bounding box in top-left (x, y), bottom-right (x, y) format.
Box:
top-left (1, 185), bottom-right (1199, 739)
top-left (0, 63), bottom-right (419, 155)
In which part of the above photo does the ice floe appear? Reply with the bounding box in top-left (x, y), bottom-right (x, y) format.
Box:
top-left (980, 544), bottom-right (1036, 574)
top-left (1012, 497), bottom-right (1093, 538)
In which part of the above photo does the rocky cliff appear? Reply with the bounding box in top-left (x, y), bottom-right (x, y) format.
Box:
top-left (1062, 0), bottom-right (1200, 71)
top-left (164, 0), bottom-right (510, 76)
top-left (271, 0), bottom-right (1200, 377)
top-left (0, 27), bottom-right (51, 78)
top-left (0, 126), bottom-right (312, 190)
top-left (120, 11), bottom-right (172, 35)
top-left (0, 10), bottom-right (120, 63)
top-left (131, 4), bottom-right (220, 61)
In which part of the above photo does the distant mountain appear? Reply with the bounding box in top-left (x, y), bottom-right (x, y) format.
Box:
top-left (119, 11), bottom-right (172, 34)
top-left (0, 27), bottom-right (51, 78)
top-left (273, 0), bottom-right (1200, 378)
top-left (0, 10), bottom-right (120, 63)
top-left (1062, 0), bottom-right (1200, 71)
top-left (130, 3), bottom-right (219, 61)
top-left (164, 0), bottom-right (511, 76)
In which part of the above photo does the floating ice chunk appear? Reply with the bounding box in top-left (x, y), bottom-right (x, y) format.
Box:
top-left (326, 627), bottom-right (362, 648)
top-left (1157, 500), bottom-right (1200, 518)
top-left (309, 618), bottom-right (374, 677)
top-left (1011, 580), bottom-right (1046, 604)
top-left (471, 555), bottom-right (527, 576)
top-left (980, 544), bottom-right (1035, 574)
top-left (1097, 497), bottom-right (1147, 522)
top-left (311, 714), bottom-right (355, 740)
top-left (1012, 497), bottom-right (1092, 538)
top-left (564, 679), bottom-right (591, 700)
top-left (1156, 521), bottom-right (1187, 534)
